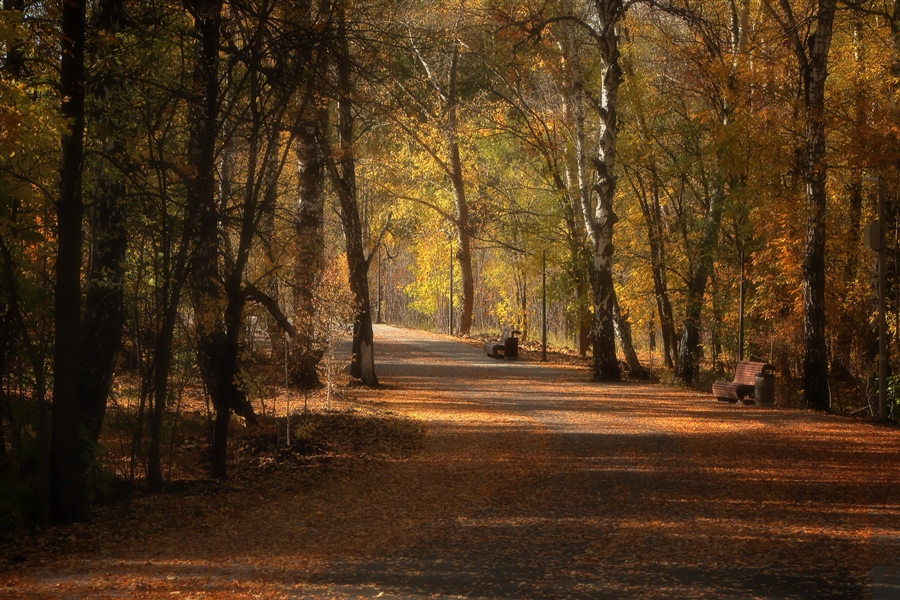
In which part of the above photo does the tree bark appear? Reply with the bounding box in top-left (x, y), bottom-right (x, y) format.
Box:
top-left (550, 1), bottom-right (621, 377)
top-left (79, 0), bottom-right (128, 445)
top-left (182, 0), bottom-right (230, 480)
top-left (217, 54), bottom-right (271, 434)
top-left (393, 21), bottom-right (476, 334)
top-left (612, 289), bottom-right (648, 378)
top-left (290, 106), bottom-right (326, 388)
top-left (626, 163), bottom-right (677, 370)
top-left (146, 296), bottom-right (182, 489)
top-left (194, 9), bottom-right (289, 479)
top-left (674, 187), bottom-right (722, 384)
top-left (51, 0), bottom-right (87, 523)
top-left (558, 20), bottom-right (595, 359)
top-left (833, 20), bottom-right (866, 374)
top-left (648, 0), bottom-right (751, 381)
top-left (445, 43), bottom-right (475, 336)
top-left (147, 0), bottom-right (225, 487)
top-left (585, 0), bottom-right (624, 382)
top-left (642, 177), bottom-right (676, 369)
top-left (330, 7), bottom-right (377, 385)
top-left (621, 39), bottom-right (677, 370)
top-left (766, 0), bottom-right (836, 410)
top-left (801, 70), bottom-right (832, 411)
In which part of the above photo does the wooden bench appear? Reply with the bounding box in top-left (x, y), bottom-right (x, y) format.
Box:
top-left (484, 328), bottom-right (520, 359)
top-left (712, 361), bottom-right (772, 403)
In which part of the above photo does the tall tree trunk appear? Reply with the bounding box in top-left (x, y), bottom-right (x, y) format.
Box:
top-left (147, 0), bottom-right (224, 488)
top-left (51, 0), bottom-right (87, 523)
top-left (612, 288), bottom-right (648, 378)
top-left (802, 163), bottom-right (830, 406)
top-left (628, 167), bottom-right (677, 369)
top-left (834, 20), bottom-right (866, 373)
top-left (650, 0), bottom-right (749, 381)
top-left (183, 0), bottom-right (229, 479)
top-left (198, 29), bottom-right (287, 480)
top-left (331, 8), bottom-right (377, 385)
top-left (675, 187), bottom-right (722, 384)
top-left (564, 210), bottom-right (592, 358)
top-left (621, 40), bottom-right (676, 370)
top-left (291, 106), bottom-right (326, 388)
top-left (216, 56), bottom-right (270, 434)
top-left (570, 173), bottom-right (593, 360)
top-left (801, 76), bottom-right (832, 411)
top-left (767, 0), bottom-right (836, 409)
top-left (584, 0), bottom-right (624, 382)
top-left (145, 86), bottom-right (212, 490)
top-left (646, 179), bottom-right (676, 369)
top-left (560, 17), bottom-right (595, 358)
top-left (445, 43), bottom-right (475, 336)
top-left (558, 0), bottom-right (621, 377)
top-left (146, 297), bottom-right (181, 489)
top-left (79, 0), bottom-right (128, 444)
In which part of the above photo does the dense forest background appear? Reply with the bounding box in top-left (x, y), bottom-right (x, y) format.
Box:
top-left (2, 0), bottom-right (899, 526)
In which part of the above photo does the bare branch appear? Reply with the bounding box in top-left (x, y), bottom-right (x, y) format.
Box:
top-left (243, 283), bottom-right (296, 338)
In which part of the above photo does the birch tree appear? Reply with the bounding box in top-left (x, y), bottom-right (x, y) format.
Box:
top-left (552, 0), bottom-right (627, 381)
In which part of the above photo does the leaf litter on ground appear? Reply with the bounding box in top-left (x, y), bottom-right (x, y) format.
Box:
top-left (2, 325), bottom-right (900, 599)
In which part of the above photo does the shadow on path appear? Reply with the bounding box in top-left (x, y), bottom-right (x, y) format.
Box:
top-left (2, 325), bottom-right (899, 599)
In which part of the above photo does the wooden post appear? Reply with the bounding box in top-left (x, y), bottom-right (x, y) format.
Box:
top-left (376, 245), bottom-right (382, 324)
top-left (284, 332), bottom-right (290, 446)
top-left (738, 248), bottom-right (745, 362)
top-left (449, 243), bottom-right (454, 336)
top-left (878, 182), bottom-right (887, 421)
top-left (864, 176), bottom-right (887, 421)
top-left (542, 251), bottom-right (547, 362)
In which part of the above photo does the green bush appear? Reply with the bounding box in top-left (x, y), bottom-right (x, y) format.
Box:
top-left (886, 376), bottom-right (900, 422)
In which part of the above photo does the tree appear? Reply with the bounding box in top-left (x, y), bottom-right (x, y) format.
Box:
top-left (561, 0), bottom-right (627, 381)
top-left (636, 0), bottom-right (753, 384)
top-left (622, 159), bottom-right (677, 369)
top-left (379, 3), bottom-right (479, 336)
top-left (290, 104), bottom-right (328, 388)
top-left (323, 4), bottom-right (379, 385)
top-left (50, 0), bottom-right (88, 522)
top-left (493, 0), bottom-right (624, 378)
top-left (763, 0), bottom-right (837, 410)
top-left (183, 0), bottom-right (228, 479)
top-left (486, 2), bottom-right (645, 373)
top-left (79, 0), bottom-right (129, 445)
top-left (183, 0), bottom-right (317, 479)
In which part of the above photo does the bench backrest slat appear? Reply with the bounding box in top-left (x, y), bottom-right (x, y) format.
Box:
top-left (501, 328), bottom-right (520, 343)
top-left (733, 361), bottom-right (767, 385)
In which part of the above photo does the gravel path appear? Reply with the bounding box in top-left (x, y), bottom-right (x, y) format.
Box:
top-left (3, 324), bottom-right (900, 598)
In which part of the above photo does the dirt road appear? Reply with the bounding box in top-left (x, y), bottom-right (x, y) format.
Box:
top-left (3, 325), bottom-right (900, 598)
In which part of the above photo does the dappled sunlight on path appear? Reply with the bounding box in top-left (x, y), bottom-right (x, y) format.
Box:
top-left (2, 325), bottom-right (899, 598)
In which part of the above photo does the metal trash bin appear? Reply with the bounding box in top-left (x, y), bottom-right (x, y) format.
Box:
top-left (754, 372), bottom-right (775, 406)
top-left (503, 334), bottom-right (518, 359)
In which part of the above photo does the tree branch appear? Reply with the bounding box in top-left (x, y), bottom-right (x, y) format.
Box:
top-left (365, 212), bottom-right (393, 265)
top-left (243, 283), bottom-right (296, 338)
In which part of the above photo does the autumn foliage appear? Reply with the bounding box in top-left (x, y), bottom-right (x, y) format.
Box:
top-left (1, 0), bottom-right (900, 534)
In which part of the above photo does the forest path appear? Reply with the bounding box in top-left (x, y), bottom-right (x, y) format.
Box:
top-left (4, 324), bottom-right (900, 598)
